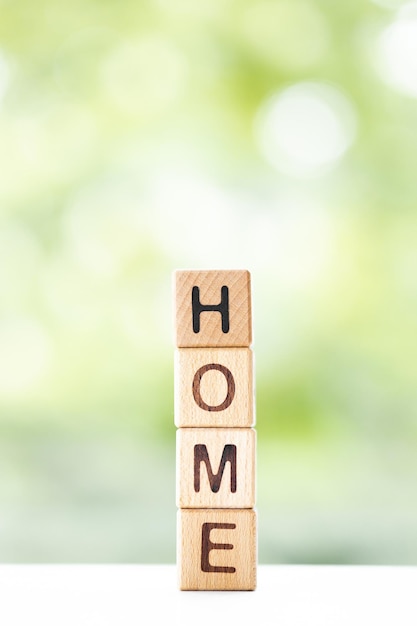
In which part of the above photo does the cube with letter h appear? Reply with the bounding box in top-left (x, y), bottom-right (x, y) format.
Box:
top-left (174, 270), bottom-right (257, 591)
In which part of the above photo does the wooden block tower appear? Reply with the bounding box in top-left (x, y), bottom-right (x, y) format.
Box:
top-left (174, 270), bottom-right (257, 591)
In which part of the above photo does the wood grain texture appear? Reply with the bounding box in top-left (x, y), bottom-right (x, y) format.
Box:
top-left (178, 508), bottom-right (257, 591)
top-left (174, 270), bottom-right (252, 348)
top-left (177, 428), bottom-right (256, 509)
top-left (174, 348), bottom-right (255, 428)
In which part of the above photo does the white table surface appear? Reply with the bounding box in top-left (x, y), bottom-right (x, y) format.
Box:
top-left (0, 564), bottom-right (415, 626)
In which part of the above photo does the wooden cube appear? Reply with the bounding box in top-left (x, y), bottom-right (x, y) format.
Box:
top-left (174, 348), bottom-right (254, 428)
top-left (178, 508), bottom-right (257, 590)
top-left (177, 428), bottom-right (256, 509)
top-left (174, 270), bottom-right (252, 348)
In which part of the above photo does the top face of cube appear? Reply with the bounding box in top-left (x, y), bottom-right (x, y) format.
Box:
top-left (174, 270), bottom-right (252, 347)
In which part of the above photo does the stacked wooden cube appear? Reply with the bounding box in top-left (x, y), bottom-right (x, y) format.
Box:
top-left (174, 270), bottom-right (257, 591)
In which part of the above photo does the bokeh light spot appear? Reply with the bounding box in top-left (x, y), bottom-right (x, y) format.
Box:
top-left (255, 82), bottom-right (357, 177)
top-left (377, 3), bottom-right (417, 98)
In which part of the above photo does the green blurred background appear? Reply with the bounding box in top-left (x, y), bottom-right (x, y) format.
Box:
top-left (1, 0), bottom-right (417, 564)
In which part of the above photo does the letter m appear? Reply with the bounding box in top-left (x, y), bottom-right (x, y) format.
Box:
top-left (194, 444), bottom-right (237, 493)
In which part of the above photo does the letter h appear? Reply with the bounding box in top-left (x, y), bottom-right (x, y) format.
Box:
top-left (192, 285), bottom-right (230, 334)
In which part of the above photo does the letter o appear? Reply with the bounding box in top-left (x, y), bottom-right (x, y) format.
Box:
top-left (192, 363), bottom-right (235, 412)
